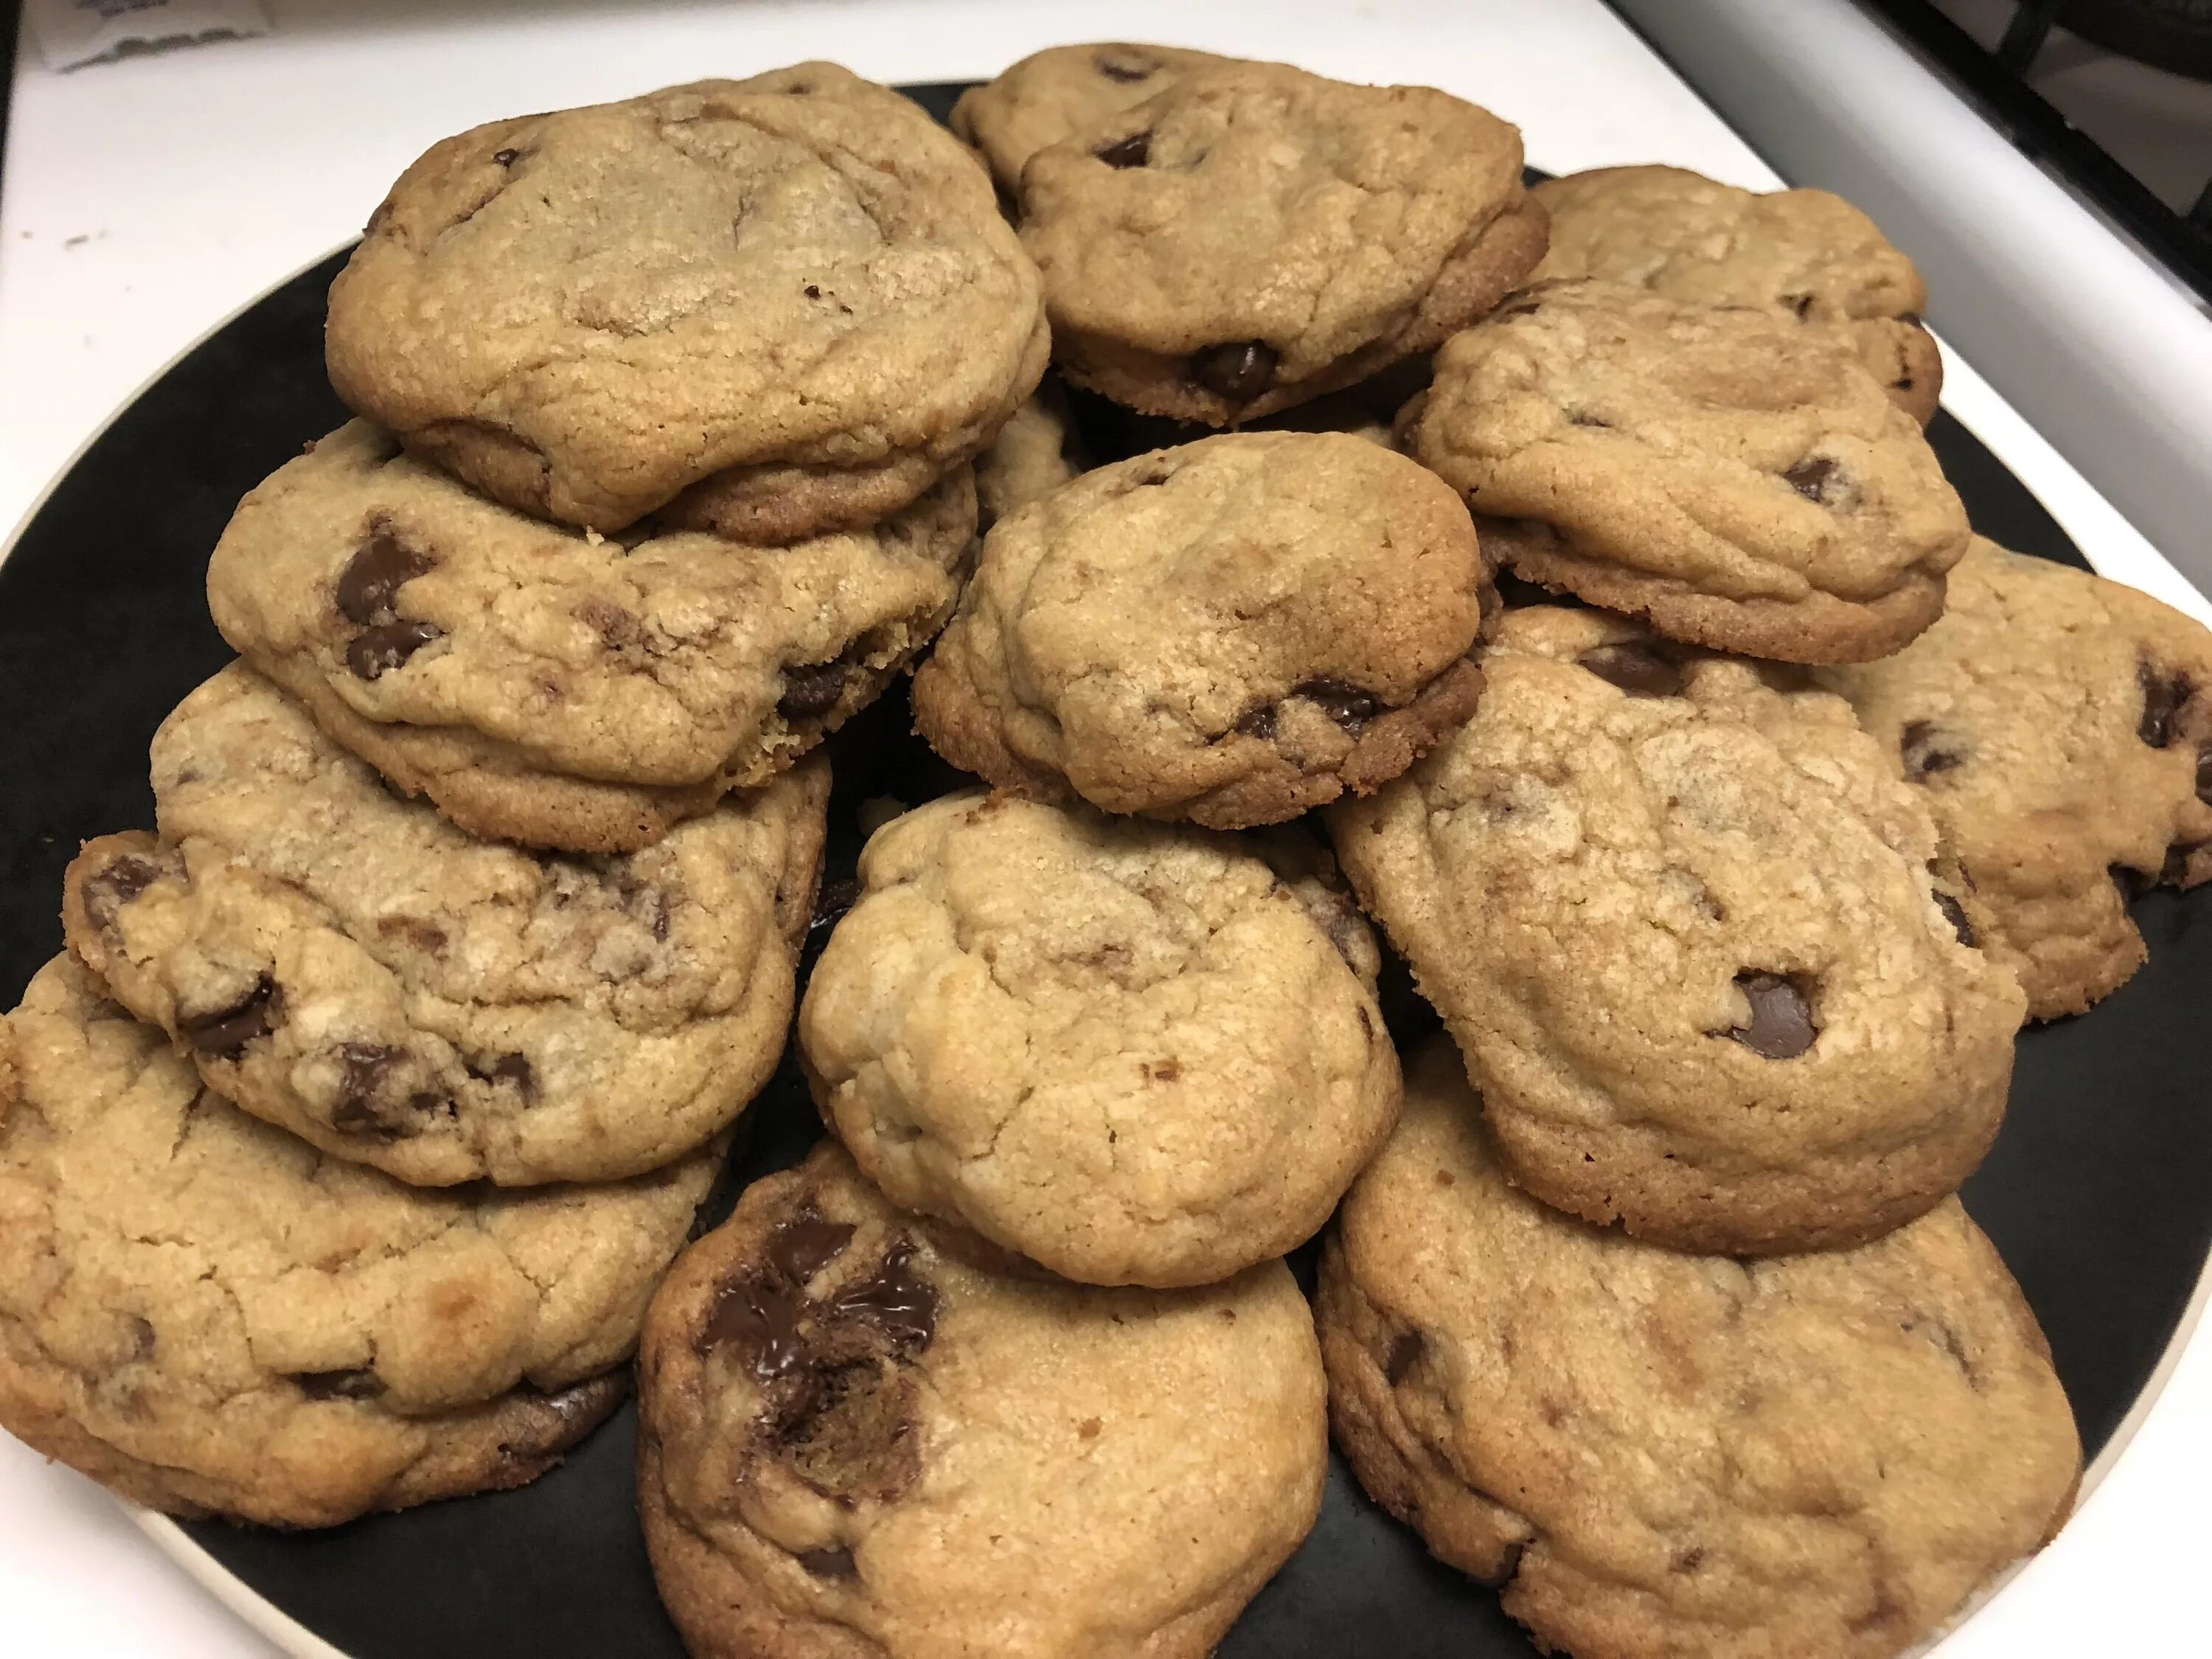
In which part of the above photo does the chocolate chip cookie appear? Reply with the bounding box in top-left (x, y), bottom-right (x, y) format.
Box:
top-left (1821, 537), bottom-right (2212, 1018)
top-left (62, 664), bottom-right (825, 1187)
top-left (1018, 60), bottom-right (1548, 424)
top-left (326, 66), bottom-right (1047, 536)
top-left (209, 421), bottom-right (969, 854)
top-left (973, 377), bottom-right (1088, 529)
top-left (914, 431), bottom-right (1486, 827)
top-left (1533, 164), bottom-right (1942, 422)
top-left (1409, 279), bottom-right (1971, 663)
top-left (0, 954), bottom-right (719, 1526)
top-left (1319, 1037), bottom-right (2080, 1659)
top-left (637, 1139), bottom-right (1326, 1658)
top-left (799, 792), bottom-right (1399, 1287)
top-left (950, 41), bottom-right (1235, 197)
top-left (1326, 607), bottom-right (2026, 1255)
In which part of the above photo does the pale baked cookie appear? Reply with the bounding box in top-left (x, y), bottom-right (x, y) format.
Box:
top-left (638, 1140), bottom-right (1326, 1658)
top-left (1409, 279), bottom-right (1971, 663)
top-left (1326, 607), bottom-right (2026, 1255)
top-left (973, 378), bottom-right (1089, 529)
top-left (62, 664), bottom-right (825, 1187)
top-left (1019, 60), bottom-right (1547, 424)
top-left (326, 66), bottom-right (1047, 536)
top-left (1319, 1037), bottom-right (2081, 1659)
top-left (0, 954), bottom-right (719, 1527)
top-left (1533, 164), bottom-right (1942, 422)
top-left (914, 432), bottom-right (1486, 827)
top-left (209, 422), bottom-right (970, 853)
top-left (799, 792), bottom-right (1399, 1287)
top-left (1821, 538), bottom-right (2212, 1018)
top-left (950, 41), bottom-right (1235, 197)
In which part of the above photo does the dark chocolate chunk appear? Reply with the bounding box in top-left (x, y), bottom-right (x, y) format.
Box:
top-left (796, 1546), bottom-right (857, 1579)
top-left (1788, 293), bottom-right (1815, 319)
top-left (293, 1368), bottom-right (385, 1401)
top-left (703, 1273), bottom-right (813, 1380)
top-left (1723, 971), bottom-right (1818, 1060)
top-left (1783, 456), bottom-right (1840, 503)
top-left (1935, 891), bottom-right (1977, 947)
top-left (804, 283), bottom-right (821, 299)
top-left (1234, 703), bottom-right (1279, 742)
top-left (2197, 744), bottom-right (2212, 806)
top-left (492, 148), bottom-right (520, 167)
top-left (769, 1214), bottom-right (857, 1285)
top-left (1192, 341), bottom-right (1278, 403)
top-left (1384, 1329), bottom-right (1425, 1386)
top-left (331, 1043), bottom-right (445, 1139)
top-left (468, 1051), bottom-right (537, 1098)
top-left (2138, 658), bottom-right (2193, 748)
top-left (829, 1241), bottom-right (939, 1354)
top-left (1899, 719), bottom-right (1965, 780)
top-left (181, 975), bottom-right (283, 1059)
top-left (1577, 642), bottom-right (1683, 698)
top-left (336, 522), bottom-right (436, 626)
top-left (83, 854), bottom-right (161, 927)
top-left (347, 620), bottom-right (443, 680)
top-left (1096, 131), bottom-right (1150, 169)
top-left (1295, 681), bottom-right (1381, 736)
top-left (779, 659), bottom-right (851, 722)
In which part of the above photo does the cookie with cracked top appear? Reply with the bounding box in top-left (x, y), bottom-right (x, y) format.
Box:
top-left (1318, 1035), bottom-right (2081, 1659)
top-left (914, 431), bottom-right (1486, 827)
top-left (637, 1139), bottom-right (1325, 1658)
top-left (799, 791), bottom-right (1399, 1287)
top-left (1409, 279), bottom-right (1970, 663)
top-left (325, 66), bottom-right (1046, 536)
top-left (62, 664), bottom-right (825, 1187)
top-left (950, 41), bottom-right (1236, 197)
top-left (0, 954), bottom-right (720, 1527)
top-left (1018, 60), bottom-right (1547, 425)
top-left (209, 421), bottom-right (970, 853)
top-left (1820, 536), bottom-right (2212, 1019)
top-left (1533, 164), bottom-right (1943, 422)
top-left (1326, 606), bottom-right (2025, 1255)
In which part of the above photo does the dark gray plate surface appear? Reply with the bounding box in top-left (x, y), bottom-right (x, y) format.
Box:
top-left (1, 83), bottom-right (2207, 1659)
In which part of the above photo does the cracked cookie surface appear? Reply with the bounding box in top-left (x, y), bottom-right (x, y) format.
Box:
top-left (63, 664), bottom-right (825, 1186)
top-left (1318, 1036), bottom-right (2080, 1659)
top-left (326, 65), bottom-right (1047, 535)
top-left (1326, 607), bottom-right (2025, 1255)
top-left (1410, 279), bottom-right (1969, 662)
top-left (799, 793), bottom-right (1399, 1287)
top-left (0, 954), bottom-right (718, 1526)
top-left (1018, 60), bottom-right (1547, 423)
top-left (210, 422), bottom-right (969, 852)
top-left (1820, 538), bottom-right (2212, 1018)
top-left (638, 1139), bottom-right (1325, 1659)
top-left (1532, 164), bottom-right (1941, 422)
top-left (914, 431), bottom-right (1486, 827)
top-left (950, 41), bottom-right (1236, 196)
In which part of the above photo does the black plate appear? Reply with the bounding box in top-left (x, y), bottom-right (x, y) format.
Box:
top-left (2, 83), bottom-right (2208, 1659)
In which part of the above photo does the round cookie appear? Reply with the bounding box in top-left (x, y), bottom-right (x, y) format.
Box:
top-left (950, 41), bottom-right (1236, 197)
top-left (638, 1140), bottom-right (1326, 1658)
top-left (0, 954), bottom-right (719, 1527)
top-left (973, 377), bottom-right (1089, 529)
top-left (1326, 606), bottom-right (2026, 1256)
top-left (1532, 164), bottom-right (1943, 422)
top-left (1820, 536), bottom-right (2212, 1018)
top-left (799, 792), bottom-right (1399, 1287)
top-left (1318, 1036), bottom-right (2081, 1659)
top-left (326, 66), bottom-right (1047, 535)
top-left (1018, 60), bottom-right (1548, 425)
top-left (61, 664), bottom-right (825, 1187)
top-left (914, 431), bottom-right (1487, 828)
top-left (209, 421), bottom-right (971, 852)
top-left (1409, 279), bottom-right (1971, 663)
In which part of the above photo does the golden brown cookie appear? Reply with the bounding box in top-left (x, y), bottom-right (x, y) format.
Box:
top-left (950, 41), bottom-right (1236, 196)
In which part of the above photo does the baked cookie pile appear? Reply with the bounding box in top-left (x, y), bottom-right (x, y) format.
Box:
top-left (4, 40), bottom-right (2209, 1659)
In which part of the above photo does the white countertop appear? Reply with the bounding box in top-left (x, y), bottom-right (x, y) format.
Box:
top-left (1, 3), bottom-right (2205, 1654)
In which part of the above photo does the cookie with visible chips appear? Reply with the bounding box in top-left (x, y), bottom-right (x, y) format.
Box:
top-left (950, 41), bottom-right (1237, 197)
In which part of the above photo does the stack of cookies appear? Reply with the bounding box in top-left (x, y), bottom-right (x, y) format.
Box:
top-left (4, 38), bottom-right (2211, 1659)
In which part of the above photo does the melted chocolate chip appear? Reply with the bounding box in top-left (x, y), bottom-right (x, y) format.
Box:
top-left (293, 1368), bottom-right (384, 1401)
top-left (1096, 49), bottom-right (1158, 83)
top-left (1235, 703), bottom-right (1279, 742)
top-left (1097, 131), bottom-right (1150, 168)
top-left (468, 1051), bottom-right (538, 1099)
top-left (2138, 658), bottom-right (2194, 748)
top-left (493, 148), bottom-right (520, 167)
top-left (804, 283), bottom-right (822, 299)
top-left (769, 1214), bottom-right (857, 1284)
top-left (575, 599), bottom-right (636, 648)
top-left (779, 660), bottom-right (851, 722)
top-left (1577, 642), bottom-right (1683, 698)
top-left (1723, 972), bottom-right (1818, 1060)
top-left (1384, 1330), bottom-right (1425, 1385)
top-left (182, 975), bottom-right (283, 1059)
top-left (336, 523), bottom-right (435, 626)
top-left (331, 1042), bottom-right (447, 1139)
top-left (829, 1242), bottom-right (939, 1354)
top-left (1899, 719), bottom-right (1965, 781)
top-left (796, 1546), bottom-right (857, 1579)
top-left (1192, 341), bottom-right (1278, 403)
top-left (83, 854), bottom-right (161, 928)
top-left (703, 1273), bottom-right (813, 1379)
top-left (1935, 891), bottom-right (1977, 947)
top-left (347, 620), bottom-right (443, 680)
top-left (807, 877), bottom-right (861, 954)
top-left (1295, 681), bottom-right (1382, 736)
top-left (1783, 457), bottom-right (1841, 503)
